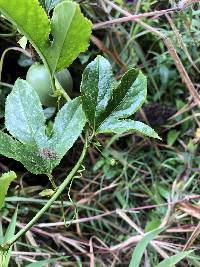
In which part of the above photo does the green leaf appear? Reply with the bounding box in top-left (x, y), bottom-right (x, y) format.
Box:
top-left (167, 130), bottom-right (180, 146)
top-left (113, 0), bottom-right (123, 4)
top-left (5, 79), bottom-right (48, 148)
top-left (0, 79), bottom-right (86, 174)
top-left (155, 250), bottom-right (193, 267)
top-left (45, 1), bottom-right (92, 74)
top-left (3, 82), bottom-right (85, 175)
top-left (0, 131), bottom-right (54, 175)
top-left (3, 79), bottom-right (65, 174)
top-left (49, 97), bottom-right (86, 159)
top-left (81, 56), bottom-right (115, 129)
top-left (145, 217), bottom-right (161, 232)
top-left (0, 131), bottom-right (21, 160)
top-left (81, 56), bottom-right (159, 139)
top-left (0, 0), bottom-right (92, 75)
top-left (0, 208), bottom-right (18, 267)
top-left (99, 68), bottom-right (147, 124)
top-left (0, 171), bottom-right (17, 210)
top-left (17, 143), bottom-right (58, 175)
top-left (129, 227), bottom-right (164, 267)
top-left (4, 209), bottom-right (18, 241)
top-left (98, 119), bottom-right (160, 138)
top-left (0, 0), bottom-right (50, 50)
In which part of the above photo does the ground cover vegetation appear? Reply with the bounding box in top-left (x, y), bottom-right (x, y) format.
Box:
top-left (0, 0), bottom-right (200, 266)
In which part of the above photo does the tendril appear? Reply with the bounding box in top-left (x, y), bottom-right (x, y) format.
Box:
top-left (63, 164), bottom-right (85, 228)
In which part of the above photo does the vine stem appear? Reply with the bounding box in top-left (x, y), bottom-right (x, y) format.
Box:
top-left (0, 138), bottom-right (89, 251)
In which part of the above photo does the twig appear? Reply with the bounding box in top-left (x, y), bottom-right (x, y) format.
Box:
top-left (93, 8), bottom-right (176, 30)
top-left (183, 222), bottom-right (200, 251)
top-left (165, 13), bottom-right (200, 74)
top-left (36, 195), bottom-right (200, 228)
top-left (90, 35), bottom-right (126, 69)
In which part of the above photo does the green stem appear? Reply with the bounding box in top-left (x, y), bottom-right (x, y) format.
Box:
top-left (47, 173), bottom-right (57, 190)
top-left (0, 140), bottom-right (89, 251)
top-left (54, 77), bottom-right (71, 102)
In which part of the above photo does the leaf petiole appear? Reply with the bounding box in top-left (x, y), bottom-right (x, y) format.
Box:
top-left (46, 173), bottom-right (57, 191)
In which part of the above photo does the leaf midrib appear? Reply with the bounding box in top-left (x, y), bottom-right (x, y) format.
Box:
top-left (51, 105), bottom-right (81, 146)
top-left (49, 2), bottom-right (76, 74)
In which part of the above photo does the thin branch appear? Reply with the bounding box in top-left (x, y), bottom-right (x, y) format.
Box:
top-left (93, 7), bottom-right (176, 30)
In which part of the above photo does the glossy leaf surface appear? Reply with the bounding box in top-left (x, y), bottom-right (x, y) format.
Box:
top-left (0, 0), bottom-right (92, 75)
top-left (81, 56), bottom-right (159, 138)
top-left (81, 56), bottom-right (115, 129)
top-left (0, 0), bottom-right (50, 50)
top-left (45, 1), bottom-right (92, 73)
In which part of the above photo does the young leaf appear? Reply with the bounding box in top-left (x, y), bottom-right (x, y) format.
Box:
top-left (45, 1), bottom-right (92, 74)
top-left (49, 97), bottom-right (86, 159)
top-left (129, 227), bottom-right (164, 267)
top-left (0, 0), bottom-right (92, 75)
top-left (5, 79), bottom-right (48, 148)
top-left (0, 208), bottom-right (18, 267)
top-left (0, 171), bottom-right (17, 210)
top-left (155, 250), bottom-right (193, 267)
top-left (81, 56), bottom-right (159, 138)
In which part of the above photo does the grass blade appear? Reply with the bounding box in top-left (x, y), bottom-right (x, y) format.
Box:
top-left (25, 256), bottom-right (67, 267)
top-left (1, 208), bottom-right (18, 267)
top-left (0, 171), bottom-right (17, 210)
top-left (156, 250), bottom-right (193, 267)
top-left (129, 227), bottom-right (164, 267)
